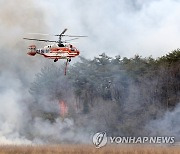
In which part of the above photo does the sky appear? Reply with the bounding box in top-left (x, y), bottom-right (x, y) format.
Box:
top-left (36, 0), bottom-right (180, 58)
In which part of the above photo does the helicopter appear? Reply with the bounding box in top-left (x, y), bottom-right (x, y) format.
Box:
top-left (23, 28), bottom-right (87, 75)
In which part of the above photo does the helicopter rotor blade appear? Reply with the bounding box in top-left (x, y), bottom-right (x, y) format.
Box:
top-left (23, 38), bottom-right (57, 43)
top-left (26, 29), bottom-right (87, 38)
top-left (59, 28), bottom-right (68, 36)
top-left (62, 41), bottom-right (78, 44)
top-left (55, 34), bottom-right (88, 37)
top-left (24, 29), bottom-right (87, 43)
top-left (62, 35), bottom-right (88, 37)
top-left (64, 38), bottom-right (79, 42)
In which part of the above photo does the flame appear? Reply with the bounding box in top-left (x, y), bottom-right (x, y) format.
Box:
top-left (59, 101), bottom-right (68, 118)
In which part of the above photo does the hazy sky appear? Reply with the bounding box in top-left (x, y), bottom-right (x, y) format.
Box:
top-left (1, 0), bottom-right (180, 59)
top-left (36, 0), bottom-right (180, 58)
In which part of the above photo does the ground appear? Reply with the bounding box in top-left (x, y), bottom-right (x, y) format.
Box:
top-left (0, 145), bottom-right (179, 154)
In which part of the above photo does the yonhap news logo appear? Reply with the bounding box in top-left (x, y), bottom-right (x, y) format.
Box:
top-left (92, 132), bottom-right (175, 148)
top-left (92, 132), bottom-right (108, 148)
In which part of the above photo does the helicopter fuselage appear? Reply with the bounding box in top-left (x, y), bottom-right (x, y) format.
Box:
top-left (27, 43), bottom-right (80, 61)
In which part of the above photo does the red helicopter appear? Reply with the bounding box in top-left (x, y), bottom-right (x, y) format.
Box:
top-left (23, 28), bottom-right (87, 75)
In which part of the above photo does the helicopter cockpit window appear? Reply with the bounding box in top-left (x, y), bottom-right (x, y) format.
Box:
top-left (70, 45), bottom-right (75, 51)
top-left (29, 47), bottom-right (34, 50)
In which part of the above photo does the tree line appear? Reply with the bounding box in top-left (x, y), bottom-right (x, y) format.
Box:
top-left (30, 49), bottom-right (180, 136)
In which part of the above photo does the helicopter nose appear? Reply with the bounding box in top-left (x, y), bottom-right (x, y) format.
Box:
top-left (27, 51), bottom-right (36, 56)
top-left (27, 45), bottom-right (36, 56)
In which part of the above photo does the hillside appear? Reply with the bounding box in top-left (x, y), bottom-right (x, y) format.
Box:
top-left (29, 49), bottom-right (180, 141)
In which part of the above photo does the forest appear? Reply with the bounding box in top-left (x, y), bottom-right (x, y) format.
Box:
top-left (29, 49), bottom-right (180, 139)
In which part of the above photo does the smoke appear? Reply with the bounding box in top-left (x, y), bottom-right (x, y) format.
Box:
top-left (0, 0), bottom-right (71, 144)
top-left (0, 0), bottom-right (179, 145)
top-left (36, 0), bottom-right (180, 58)
top-left (146, 104), bottom-right (180, 141)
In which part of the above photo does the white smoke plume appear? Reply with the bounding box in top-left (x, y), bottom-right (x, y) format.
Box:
top-left (38, 0), bottom-right (180, 58)
top-left (146, 104), bottom-right (180, 141)
top-left (0, 0), bottom-right (82, 144)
